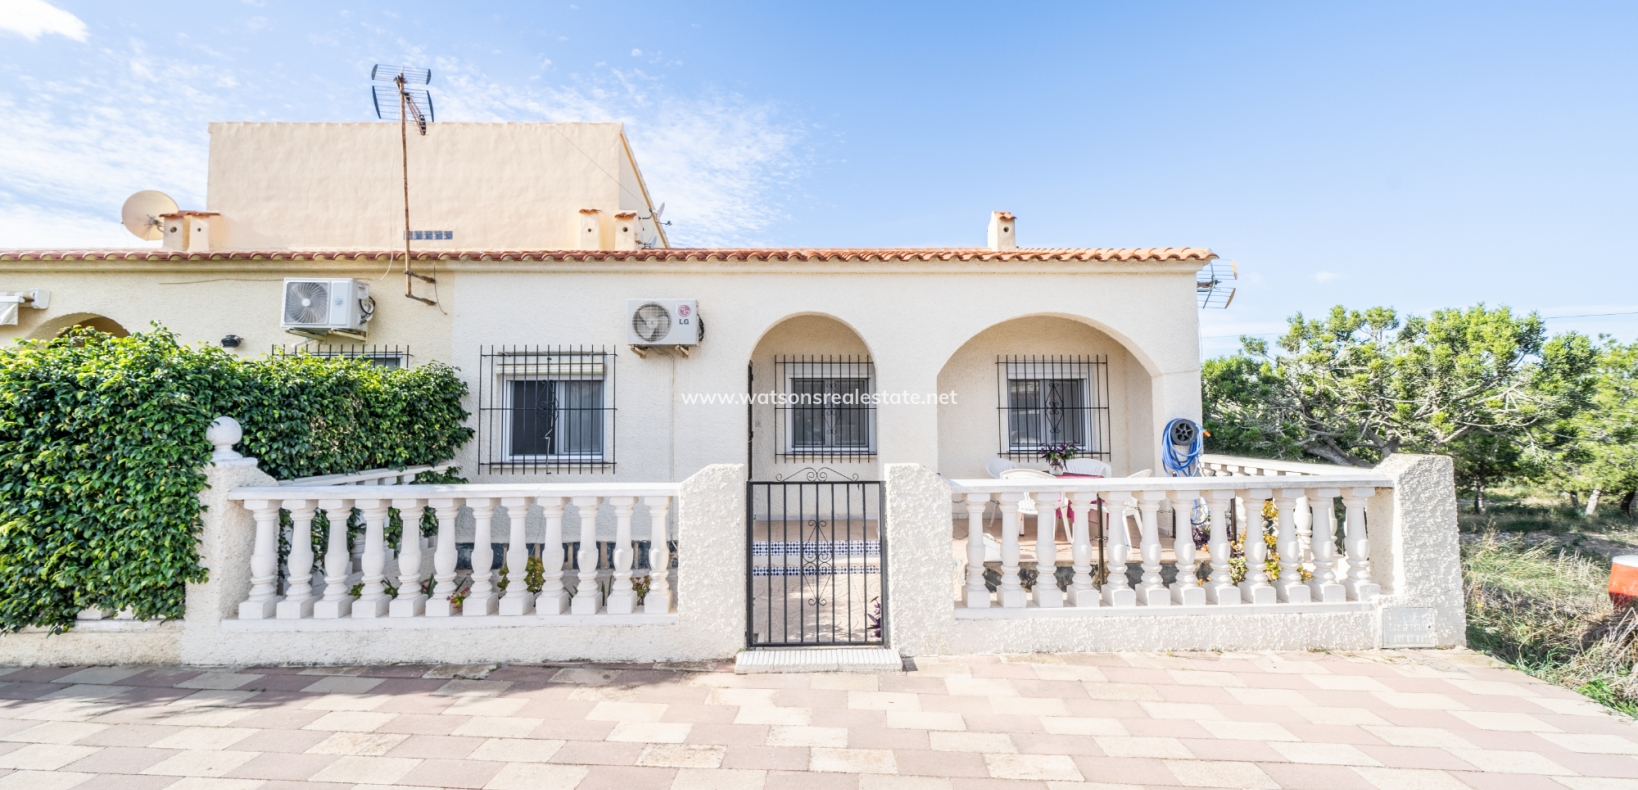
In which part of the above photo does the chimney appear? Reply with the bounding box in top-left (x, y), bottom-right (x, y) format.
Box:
top-left (577, 209), bottom-right (604, 250)
top-left (186, 213), bottom-right (220, 252)
top-left (160, 212), bottom-right (189, 251)
top-left (987, 211), bottom-right (1016, 251)
top-left (613, 211), bottom-right (639, 251)
top-left (159, 211), bottom-right (221, 252)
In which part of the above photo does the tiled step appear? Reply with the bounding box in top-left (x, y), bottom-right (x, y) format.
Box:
top-left (734, 647), bottom-right (903, 674)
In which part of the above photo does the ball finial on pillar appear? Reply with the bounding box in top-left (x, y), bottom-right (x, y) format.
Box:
top-left (208, 416), bottom-right (245, 463)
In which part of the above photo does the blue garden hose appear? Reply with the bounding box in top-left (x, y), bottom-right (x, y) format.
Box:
top-left (1163, 417), bottom-right (1203, 477)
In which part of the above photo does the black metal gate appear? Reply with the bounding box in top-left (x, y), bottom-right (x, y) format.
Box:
top-left (747, 477), bottom-right (886, 648)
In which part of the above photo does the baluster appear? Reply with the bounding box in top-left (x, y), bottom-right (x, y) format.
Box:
top-left (605, 497), bottom-right (639, 614)
top-left (1101, 493), bottom-right (1136, 606)
top-left (277, 500), bottom-right (319, 618)
top-left (389, 497), bottom-right (427, 617)
top-left (464, 498), bottom-right (500, 616)
top-left (424, 498), bottom-right (461, 617)
top-left (963, 494), bottom-right (991, 608)
top-left (1168, 491), bottom-right (1206, 606)
top-left (536, 496), bottom-right (569, 615)
top-left (313, 498), bottom-right (356, 618)
top-left (1136, 491), bottom-right (1168, 606)
top-left (1204, 490), bottom-right (1239, 605)
top-left (644, 496), bottom-right (673, 614)
top-left (1273, 489), bottom-right (1311, 603)
top-left (239, 500), bottom-right (283, 619)
top-left (1033, 491), bottom-right (1065, 608)
top-left (571, 496), bottom-right (603, 615)
top-left (1342, 488), bottom-right (1380, 600)
top-left (996, 493), bottom-right (1027, 608)
top-left (1306, 489), bottom-right (1345, 602)
top-left (1068, 491), bottom-right (1100, 607)
top-left (350, 499), bottom-right (391, 618)
top-left (1295, 494), bottom-right (1315, 569)
top-left (1238, 488), bottom-right (1276, 604)
top-left (498, 497), bottom-right (535, 616)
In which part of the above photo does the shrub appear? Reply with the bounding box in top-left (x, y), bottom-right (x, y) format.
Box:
top-left (0, 327), bottom-right (471, 633)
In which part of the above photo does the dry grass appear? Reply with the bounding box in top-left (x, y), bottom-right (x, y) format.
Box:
top-left (1462, 528), bottom-right (1638, 715)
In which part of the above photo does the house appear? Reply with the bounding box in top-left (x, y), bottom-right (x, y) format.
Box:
top-left (0, 123), bottom-right (1461, 667)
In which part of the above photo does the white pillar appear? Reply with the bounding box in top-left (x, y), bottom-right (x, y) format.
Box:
top-left (1342, 488), bottom-right (1380, 600)
top-left (277, 500), bottom-right (318, 619)
top-left (1168, 491), bottom-right (1206, 606)
top-left (571, 496), bottom-right (603, 615)
top-left (312, 499), bottom-right (356, 619)
top-left (643, 496), bottom-right (672, 614)
top-left (536, 497), bottom-right (569, 615)
top-left (1101, 494), bottom-right (1136, 607)
top-left (996, 493), bottom-right (1027, 608)
top-left (1306, 489), bottom-right (1346, 602)
top-left (389, 497), bottom-right (427, 617)
top-left (464, 498), bottom-right (500, 616)
top-left (1204, 490), bottom-right (1239, 605)
top-left (498, 497), bottom-right (535, 616)
top-left (1068, 492), bottom-right (1100, 608)
top-left (1295, 494), bottom-right (1315, 568)
top-left (351, 499), bottom-right (391, 618)
top-left (1273, 489), bottom-right (1312, 603)
top-left (605, 497), bottom-right (639, 614)
top-left (1033, 491), bottom-right (1064, 608)
top-left (238, 500), bottom-right (282, 619)
top-left (1238, 489), bottom-right (1276, 604)
top-left (963, 494), bottom-right (991, 608)
top-left (424, 498), bottom-right (461, 617)
top-left (1136, 491), bottom-right (1169, 607)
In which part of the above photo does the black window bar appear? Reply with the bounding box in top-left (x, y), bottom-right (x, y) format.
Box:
top-left (271, 343), bottom-right (411, 369)
top-left (478, 345), bottom-right (616, 473)
top-left (773, 355), bottom-right (875, 462)
top-left (995, 355), bottom-right (1111, 462)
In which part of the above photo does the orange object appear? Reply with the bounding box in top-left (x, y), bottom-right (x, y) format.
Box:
top-left (1610, 556), bottom-right (1638, 610)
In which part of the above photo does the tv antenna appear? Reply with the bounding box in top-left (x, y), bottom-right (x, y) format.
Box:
top-left (372, 64), bottom-right (437, 305)
top-left (1197, 258), bottom-right (1238, 309)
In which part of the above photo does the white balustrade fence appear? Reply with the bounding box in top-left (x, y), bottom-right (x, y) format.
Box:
top-left (948, 470), bottom-right (1391, 615)
top-left (228, 482), bottom-right (679, 624)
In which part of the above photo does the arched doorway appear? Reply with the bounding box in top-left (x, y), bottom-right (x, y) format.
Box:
top-left (746, 314), bottom-right (877, 481)
top-left (29, 313), bottom-right (131, 340)
top-left (936, 315), bottom-right (1156, 480)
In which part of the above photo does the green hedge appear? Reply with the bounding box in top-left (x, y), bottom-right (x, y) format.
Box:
top-left (0, 328), bottom-right (472, 633)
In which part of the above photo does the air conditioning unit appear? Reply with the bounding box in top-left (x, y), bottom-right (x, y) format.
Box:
top-left (626, 299), bottom-right (700, 346)
top-left (282, 278), bottom-right (373, 338)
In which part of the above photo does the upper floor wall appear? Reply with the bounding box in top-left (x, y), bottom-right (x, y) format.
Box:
top-left (206, 123), bottom-right (665, 251)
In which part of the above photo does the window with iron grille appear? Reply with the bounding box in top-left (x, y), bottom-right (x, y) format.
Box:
top-left (271, 343), bottom-right (410, 369)
top-left (478, 346), bottom-right (615, 472)
top-left (775, 356), bottom-right (875, 460)
top-left (995, 355), bottom-right (1110, 461)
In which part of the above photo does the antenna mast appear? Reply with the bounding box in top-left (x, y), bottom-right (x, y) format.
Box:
top-left (372, 65), bottom-right (436, 305)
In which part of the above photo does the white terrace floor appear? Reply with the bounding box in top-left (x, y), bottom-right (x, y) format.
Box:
top-left (0, 650), bottom-right (1634, 790)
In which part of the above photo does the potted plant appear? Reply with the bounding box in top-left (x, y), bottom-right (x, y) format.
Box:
top-left (1038, 442), bottom-right (1078, 475)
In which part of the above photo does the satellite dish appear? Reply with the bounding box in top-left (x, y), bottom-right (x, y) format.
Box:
top-left (652, 203), bottom-right (665, 222)
top-left (121, 191), bottom-right (178, 241)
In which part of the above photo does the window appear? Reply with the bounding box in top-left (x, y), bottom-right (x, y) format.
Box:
top-left (996, 355), bottom-right (1110, 461)
top-left (479, 346), bottom-right (615, 472)
top-left (775, 356), bottom-right (875, 459)
top-left (273, 344), bottom-right (410, 369)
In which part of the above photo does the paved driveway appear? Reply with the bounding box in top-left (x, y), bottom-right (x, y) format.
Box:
top-left (0, 649), bottom-right (1633, 789)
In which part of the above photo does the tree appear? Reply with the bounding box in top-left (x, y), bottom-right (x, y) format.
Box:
top-left (1534, 340), bottom-right (1638, 514)
top-left (1203, 304), bottom-right (1596, 508)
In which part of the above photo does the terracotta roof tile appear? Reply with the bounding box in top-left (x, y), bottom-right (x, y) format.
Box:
top-left (0, 247), bottom-right (1216, 263)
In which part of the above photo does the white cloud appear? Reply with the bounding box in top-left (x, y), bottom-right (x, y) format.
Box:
top-left (0, 0), bottom-right (88, 42)
top-left (1314, 271), bottom-right (1344, 282)
top-left (630, 48), bottom-right (642, 57)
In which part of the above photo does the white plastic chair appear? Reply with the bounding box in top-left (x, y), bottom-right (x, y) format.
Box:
top-left (985, 458), bottom-right (1018, 478)
top-left (1064, 458), bottom-right (1112, 477)
top-left (1000, 468), bottom-right (1055, 535)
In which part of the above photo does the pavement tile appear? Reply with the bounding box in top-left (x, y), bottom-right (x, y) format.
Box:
top-left (529, 718), bottom-right (617, 740)
top-left (1256, 761), bottom-right (1380, 790)
top-left (1093, 736), bottom-right (1191, 760)
top-left (221, 751), bottom-right (339, 780)
top-left (672, 766), bottom-right (769, 789)
top-left (636, 743), bottom-right (726, 768)
top-left (1270, 741), bottom-right (1384, 766)
top-left (764, 769), bottom-right (863, 789)
top-left (396, 757), bottom-right (507, 788)
top-left (1175, 737), bottom-right (1288, 763)
top-left (57, 745), bottom-right (170, 774)
top-left (0, 743), bottom-right (100, 770)
top-left (308, 731), bottom-right (414, 756)
top-left (769, 726), bottom-right (850, 748)
top-left (1538, 752), bottom-right (1638, 778)
top-left (928, 732), bottom-right (1016, 754)
top-left (920, 696), bottom-right (998, 715)
top-left (550, 739), bottom-right (646, 766)
top-left (886, 712), bottom-right (966, 731)
top-left (1352, 765), bottom-right (1479, 790)
top-left (483, 761), bottom-right (589, 790)
top-left (1197, 720), bottom-right (1298, 741)
top-left (721, 744), bottom-right (813, 771)
top-left (0, 770), bottom-right (96, 790)
top-left (687, 723), bottom-right (770, 746)
top-left (662, 703), bottom-right (740, 724)
top-left (376, 711), bottom-right (467, 735)
top-left (1164, 758), bottom-right (1278, 789)
top-left (139, 749), bottom-right (259, 777)
top-left (1446, 749), bottom-right (1575, 776)
top-left (1449, 712), bottom-right (1562, 733)
top-left (306, 754), bottom-right (421, 784)
top-left (1356, 744), bottom-right (1487, 770)
top-left (1039, 717), bottom-right (1125, 737)
top-left (892, 749), bottom-right (990, 778)
top-left (0, 721), bottom-right (108, 745)
top-left (983, 753), bottom-right (1082, 782)
top-left (843, 725), bottom-right (930, 751)
top-left (608, 721), bottom-right (694, 743)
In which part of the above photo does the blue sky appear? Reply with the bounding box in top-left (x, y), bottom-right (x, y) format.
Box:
top-left (3, 1), bottom-right (1635, 356)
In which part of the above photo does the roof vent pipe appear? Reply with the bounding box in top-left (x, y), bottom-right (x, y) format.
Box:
top-left (987, 211), bottom-right (1016, 251)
